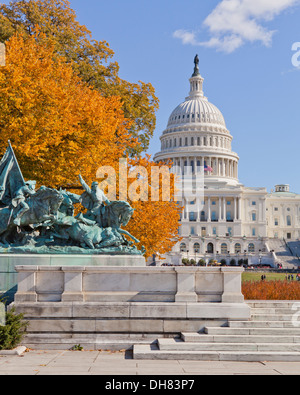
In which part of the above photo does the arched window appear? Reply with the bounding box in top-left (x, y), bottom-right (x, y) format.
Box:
top-left (180, 243), bottom-right (187, 252)
top-left (194, 243), bottom-right (200, 253)
top-left (235, 243), bottom-right (241, 253)
top-left (221, 243), bottom-right (227, 254)
top-left (287, 215), bottom-right (292, 226)
top-left (248, 243), bottom-right (255, 253)
top-left (207, 243), bottom-right (214, 254)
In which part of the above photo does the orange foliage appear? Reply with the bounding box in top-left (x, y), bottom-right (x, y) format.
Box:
top-left (0, 30), bottom-right (135, 187)
top-left (126, 155), bottom-right (182, 258)
top-left (242, 280), bottom-right (300, 300)
top-left (0, 31), bottom-right (182, 258)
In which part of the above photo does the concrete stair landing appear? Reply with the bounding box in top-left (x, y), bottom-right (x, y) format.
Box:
top-left (133, 301), bottom-right (300, 361)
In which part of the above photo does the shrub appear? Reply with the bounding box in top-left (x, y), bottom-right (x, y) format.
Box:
top-left (242, 280), bottom-right (300, 300)
top-left (0, 306), bottom-right (28, 350)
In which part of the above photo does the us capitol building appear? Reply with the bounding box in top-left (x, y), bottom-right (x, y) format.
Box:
top-left (154, 56), bottom-right (300, 268)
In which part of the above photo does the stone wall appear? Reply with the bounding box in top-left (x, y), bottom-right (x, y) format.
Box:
top-left (14, 265), bottom-right (245, 304)
top-left (11, 265), bottom-right (250, 348)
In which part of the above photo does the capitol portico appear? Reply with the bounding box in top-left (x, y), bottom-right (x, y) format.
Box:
top-left (154, 56), bottom-right (300, 267)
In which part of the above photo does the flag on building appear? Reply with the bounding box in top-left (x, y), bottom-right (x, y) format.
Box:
top-left (204, 162), bottom-right (213, 173)
top-left (0, 141), bottom-right (25, 206)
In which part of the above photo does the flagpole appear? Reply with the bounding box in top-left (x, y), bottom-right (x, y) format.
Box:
top-left (8, 140), bottom-right (25, 185)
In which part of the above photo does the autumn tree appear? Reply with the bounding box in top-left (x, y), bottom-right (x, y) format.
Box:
top-left (125, 155), bottom-right (182, 259)
top-left (0, 31), bottom-right (181, 258)
top-left (0, 31), bottom-right (136, 187)
top-left (0, 0), bottom-right (159, 155)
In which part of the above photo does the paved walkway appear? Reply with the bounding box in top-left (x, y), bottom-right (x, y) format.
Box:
top-left (1, 349), bottom-right (300, 375)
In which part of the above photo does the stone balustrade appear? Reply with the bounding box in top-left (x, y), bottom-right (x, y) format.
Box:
top-left (15, 265), bottom-right (245, 304)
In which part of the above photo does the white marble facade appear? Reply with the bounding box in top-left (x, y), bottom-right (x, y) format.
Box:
top-left (153, 59), bottom-right (300, 266)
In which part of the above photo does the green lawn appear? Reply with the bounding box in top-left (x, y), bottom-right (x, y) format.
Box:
top-left (242, 272), bottom-right (293, 282)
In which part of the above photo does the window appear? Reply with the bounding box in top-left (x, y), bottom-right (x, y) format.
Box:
top-left (226, 211), bottom-right (232, 221)
top-left (274, 207), bottom-right (278, 211)
top-left (227, 227), bottom-right (232, 236)
top-left (252, 201), bottom-right (256, 206)
top-left (252, 213), bottom-right (256, 221)
top-left (248, 243), bottom-right (255, 253)
top-left (252, 228), bottom-right (256, 236)
top-left (227, 201), bottom-right (231, 205)
top-left (211, 211), bottom-right (217, 221)
top-left (194, 243), bottom-right (200, 253)
top-left (275, 218), bottom-right (279, 226)
top-left (221, 243), bottom-right (227, 254)
top-left (235, 243), bottom-right (241, 253)
top-left (287, 216), bottom-right (291, 226)
top-left (190, 227), bottom-right (195, 235)
top-left (189, 212), bottom-right (196, 222)
top-left (212, 227), bottom-right (217, 235)
top-left (180, 243), bottom-right (187, 252)
top-left (185, 137), bottom-right (188, 146)
top-left (207, 243), bottom-right (214, 254)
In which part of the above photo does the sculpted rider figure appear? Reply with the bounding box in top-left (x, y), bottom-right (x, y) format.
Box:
top-left (12, 180), bottom-right (36, 225)
top-left (78, 174), bottom-right (110, 224)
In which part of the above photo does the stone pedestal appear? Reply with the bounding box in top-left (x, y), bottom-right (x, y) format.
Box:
top-left (11, 265), bottom-right (250, 350)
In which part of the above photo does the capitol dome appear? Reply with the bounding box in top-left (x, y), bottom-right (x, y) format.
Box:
top-left (165, 55), bottom-right (227, 133)
top-left (167, 97), bottom-right (226, 130)
top-left (154, 55), bottom-right (240, 186)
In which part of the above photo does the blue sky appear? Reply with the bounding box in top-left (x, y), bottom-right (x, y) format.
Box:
top-left (3, 0), bottom-right (300, 193)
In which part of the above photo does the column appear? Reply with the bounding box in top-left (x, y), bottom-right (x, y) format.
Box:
top-left (234, 197), bottom-right (237, 221)
top-left (238, 197), bottom-right (242, 221)
top-left (208, 197), bottom-right (211, 222)
top-left (179, 157), bottom-right (183, 175)
top-left (219, 197), bottom-right (222, 222)
top-left (197, 197), bottom-right (201, 221)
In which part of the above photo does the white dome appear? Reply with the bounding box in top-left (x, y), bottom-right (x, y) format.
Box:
top-left (167, 97), bottom-right (226, 129)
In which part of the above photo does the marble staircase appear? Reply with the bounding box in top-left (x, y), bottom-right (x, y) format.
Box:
top-left (133, 301), bottom-right (300, 361)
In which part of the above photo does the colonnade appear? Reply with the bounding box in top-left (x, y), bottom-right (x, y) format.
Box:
top-left (171, 156), bottom-right (238, 179)
top-left (181, 196), bottom-right (242, 222)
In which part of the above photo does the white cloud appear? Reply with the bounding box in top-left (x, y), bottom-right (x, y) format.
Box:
top-left (173, 30), bottom-right (198, 46)
top-left (173, 0), bottom-right (300, 53)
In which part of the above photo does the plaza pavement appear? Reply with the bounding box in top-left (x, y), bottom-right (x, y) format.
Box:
top-left (0, 349), bottom-right (300, 375)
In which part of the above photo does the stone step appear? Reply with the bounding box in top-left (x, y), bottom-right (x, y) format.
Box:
top-left (250, 308), bottom-right (298, 314)
top-left (247, 301), bottom-right (299, 308)
top-left (22, 333), bottom-right (160, 351)
top-left (229, 320), bottom-right (299, 328)
top-left (181, 332), bottom-right (300, 343)
top-left (133, 344), bottom-right (300, 362)
top-left (158, 338), bottom-right (300, 352)
top-left (205, 326), bottom-right (300, 336)
top-left (251, 314), bottom-right (297, 322)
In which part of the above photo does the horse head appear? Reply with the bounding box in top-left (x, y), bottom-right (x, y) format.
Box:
top-left (110, 201), bottom-right (134, 227)
top-left (34, 186), bottom-right (64, 214)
